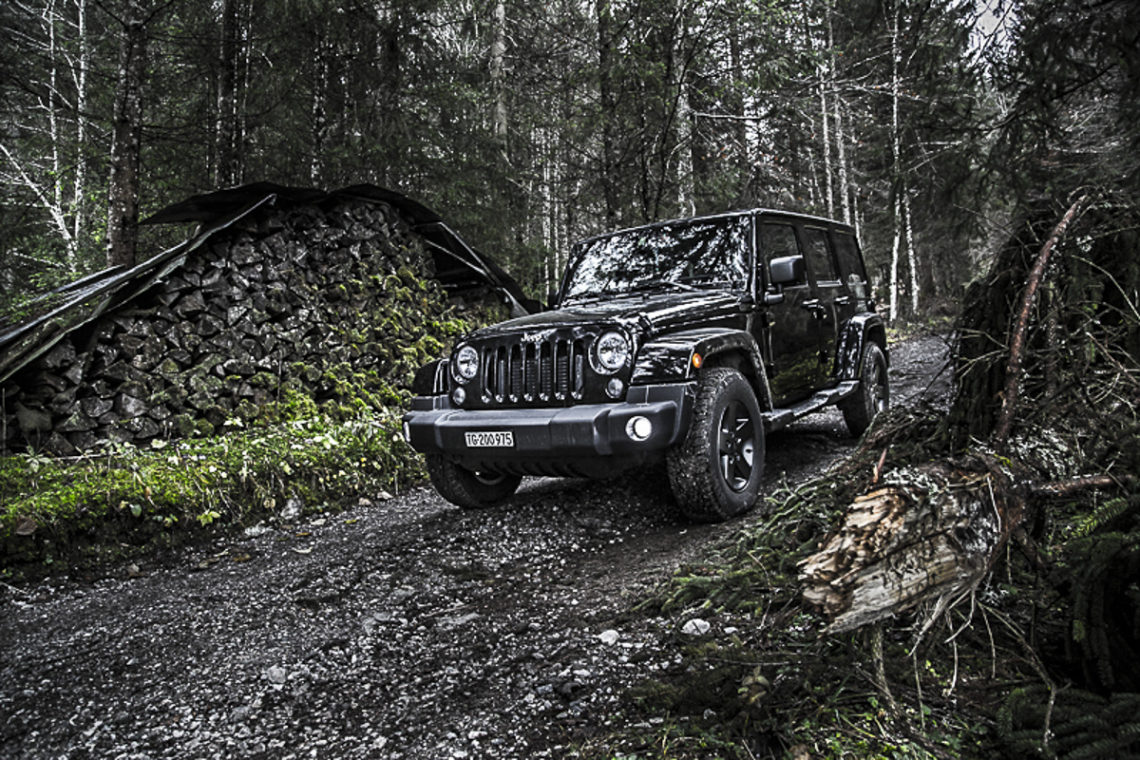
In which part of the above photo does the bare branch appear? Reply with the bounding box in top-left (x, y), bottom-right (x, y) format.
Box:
top-left (992, 194), bottom-right (1089, 451)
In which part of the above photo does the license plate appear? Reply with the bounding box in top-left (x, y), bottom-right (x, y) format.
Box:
top-left (464, 431), bottom-right (515, 448)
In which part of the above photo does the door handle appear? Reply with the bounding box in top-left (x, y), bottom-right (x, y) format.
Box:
top-left (802, 299), bottom-right (827, 318)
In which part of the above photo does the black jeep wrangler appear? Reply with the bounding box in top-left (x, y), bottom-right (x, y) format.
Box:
top-left (403, 210), bottom-right (888, 521)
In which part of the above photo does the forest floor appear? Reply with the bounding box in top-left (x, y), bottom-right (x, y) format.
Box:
top-left (0, 333), bottom-right (952, 759)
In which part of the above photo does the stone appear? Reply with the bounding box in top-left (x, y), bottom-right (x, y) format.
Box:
top-left (80, 396), bottom-right (114, 419)
top-left (681, 618), bottom-right (711, 636)
top-left (114, 394), bottom-right (148, 419)
top-left (58, 411), bottom-right (97, 433)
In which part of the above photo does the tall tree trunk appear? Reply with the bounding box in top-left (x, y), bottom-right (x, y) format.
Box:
top-left (674, 9), bottom-right (695, 218)
top-left (890, 194), bottom-right (901, 321)
top-left (39, 0), bottom-right (78, 267)
top-left (105, 0), bottom-right (150, 269)
top-left (490, 0), bottom-right (508, 148)
top-left (888, 0), bottom-right (902, 321)
top-left (904, 191), bottom-right (918, 315)
top-left (72, 0), bottom-right (89, 246)
top-left (310, 30), bottom-right (329, 185)
top-left (596, 0), bottom-right (618, 225)
top-left (216, 0), bottom-right (240, 187)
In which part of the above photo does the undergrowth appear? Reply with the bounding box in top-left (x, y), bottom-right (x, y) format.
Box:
top-left (0, 409), bottom-right (419, 580)
top-left (572, 403), bottom-right (1140, 759)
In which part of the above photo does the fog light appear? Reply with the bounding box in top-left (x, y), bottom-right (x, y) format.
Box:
top-left (606, 377), bottom-right (624, 399)
top-left (452, 387), bottom-right (466, 406)
top-left (625, 415), bottom-right (652, 442)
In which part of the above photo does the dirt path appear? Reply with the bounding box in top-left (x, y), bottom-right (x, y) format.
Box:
top-left (0, 334), bottom-right (950, 759)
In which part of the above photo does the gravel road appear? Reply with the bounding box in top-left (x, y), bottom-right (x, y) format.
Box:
top-left (0, 335), bottom-right (950, 759)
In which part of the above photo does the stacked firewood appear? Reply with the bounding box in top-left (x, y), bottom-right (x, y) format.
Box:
top-left (1, 199), bottom-right (450, 455)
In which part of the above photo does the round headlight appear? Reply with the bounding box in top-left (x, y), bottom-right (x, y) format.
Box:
top-left (454, 345), bottom-right (479, 382)
top-left (595, 331), bottom-right (630, 374)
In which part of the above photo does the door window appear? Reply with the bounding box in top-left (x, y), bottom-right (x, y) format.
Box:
top-left (831, 232), bottom-right (864, 281)
top-left (801, 227), bottom-right (839, 283)
top-left (759, 223), bottom-right (802, 285)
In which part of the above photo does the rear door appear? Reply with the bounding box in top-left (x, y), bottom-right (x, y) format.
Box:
top-left (797, 224), bottom-right (844, 382)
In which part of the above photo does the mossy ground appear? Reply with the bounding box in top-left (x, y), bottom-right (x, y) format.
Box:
top-left (0, 409), bottom-right (422, 582)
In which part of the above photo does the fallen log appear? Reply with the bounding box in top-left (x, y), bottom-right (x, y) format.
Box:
top-left (799, 453), bottom-right (1024, 633)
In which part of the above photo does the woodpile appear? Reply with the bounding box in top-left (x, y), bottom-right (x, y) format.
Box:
top-left (1, 198), bottom-right (452, 455)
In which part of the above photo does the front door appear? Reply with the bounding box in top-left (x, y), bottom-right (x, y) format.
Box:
top-left (755, 221), bottom-right (830, 404)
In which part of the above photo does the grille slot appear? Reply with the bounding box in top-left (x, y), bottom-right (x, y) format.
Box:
top-left (478, 335), bottom-right (588, 405)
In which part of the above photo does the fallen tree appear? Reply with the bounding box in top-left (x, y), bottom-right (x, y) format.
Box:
top-left (799, 196), bottom-right (1091, 632)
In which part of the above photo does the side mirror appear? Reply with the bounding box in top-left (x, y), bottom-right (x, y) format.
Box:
top-left (546, 290), bottom-right (559, 310)
top-left (769, 255), bottom-right (805, 286)
top-left (763, 255), bottom-right (805, 305)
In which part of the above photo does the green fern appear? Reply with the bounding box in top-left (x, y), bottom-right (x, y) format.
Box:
top-left (1073, 496), bottom-right (1137, 538)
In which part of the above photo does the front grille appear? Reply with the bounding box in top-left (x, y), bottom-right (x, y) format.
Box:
top-left (479, 336), bottom-right (587, 404)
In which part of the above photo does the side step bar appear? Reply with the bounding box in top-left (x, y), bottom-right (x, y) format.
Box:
top-left (761, 380), bottom-right (859, 433)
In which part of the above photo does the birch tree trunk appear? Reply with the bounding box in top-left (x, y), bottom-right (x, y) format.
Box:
top-left (888, 0), bottom-right (902, 321)
top-left (818, 0), bottom-right (834, 218)
top-left (834, 99), bottom-right (851, 225)
top-left (890, 195), bottom-right (901, 321)
top-left (46, 0), bottom-right (64, 245)
top-left (105, 0), bottom-right (151, 269)
top-left (674, 11), bottom-right (695, 218)
top-left (905, 191), bottom-right (919, 315)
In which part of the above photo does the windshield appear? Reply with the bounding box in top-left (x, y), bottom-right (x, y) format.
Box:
top-left (561, 215), bottom-right (752, 302)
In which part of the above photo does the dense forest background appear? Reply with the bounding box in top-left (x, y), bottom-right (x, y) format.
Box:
top-left (4, 0), bottom-right (1134, 318)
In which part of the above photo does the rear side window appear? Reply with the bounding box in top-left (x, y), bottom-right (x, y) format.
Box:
top-left (800, 227), bottom-right (839, 283)
top-left (831, 232), bottom-right (865, 281)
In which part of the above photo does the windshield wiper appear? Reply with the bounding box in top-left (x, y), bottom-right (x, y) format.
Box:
top-left (624, 279), bottom-right (696, 295)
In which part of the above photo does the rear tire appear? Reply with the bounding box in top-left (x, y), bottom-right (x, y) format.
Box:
top-left (667, 368), bottom-right (765, 522)
top-left (425, 455), bottom-right (521, 509)
top-left (840, 342), bottom-right (889, 437)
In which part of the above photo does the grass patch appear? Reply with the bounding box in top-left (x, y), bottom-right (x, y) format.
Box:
top-left (1, 409), bottom-right (420, 581)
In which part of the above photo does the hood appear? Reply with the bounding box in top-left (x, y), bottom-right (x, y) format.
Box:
top-left (468, 289), bottom-right (746, 340)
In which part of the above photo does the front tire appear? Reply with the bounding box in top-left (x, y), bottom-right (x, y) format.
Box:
top-left (667, 368), bottom-right (765, 522)
top-left (425, 455), bottom-right (521, 509)
top-left (840, 342), bottom-right (889, 437)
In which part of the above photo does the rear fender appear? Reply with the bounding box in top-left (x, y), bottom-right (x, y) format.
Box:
top-left (836, 315), bottom-right (888, 380)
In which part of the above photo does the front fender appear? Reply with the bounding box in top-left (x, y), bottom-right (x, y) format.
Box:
top-left (412, 358), bottom-right (450, 395)
top-left (631, 328), bottom-right (773, 409)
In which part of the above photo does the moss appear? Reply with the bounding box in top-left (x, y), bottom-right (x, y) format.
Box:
top-left (0, 410), bottom-right (423, 582)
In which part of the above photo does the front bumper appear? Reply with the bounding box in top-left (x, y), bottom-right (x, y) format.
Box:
top-left (403, 383), bottom-right (695, 466)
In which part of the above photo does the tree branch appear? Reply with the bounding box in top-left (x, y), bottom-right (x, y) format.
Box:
top-left (991, 194), bottom-right (1088, 451)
